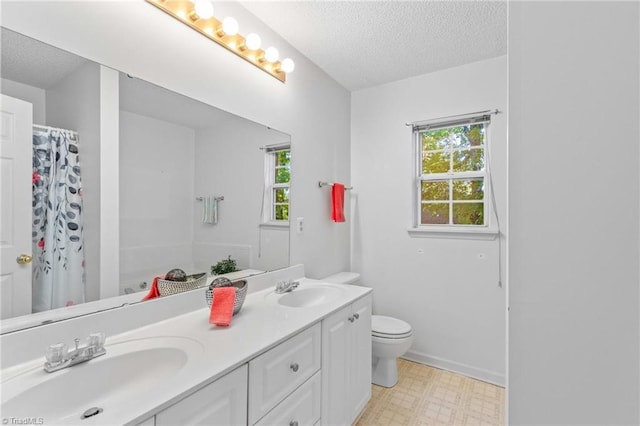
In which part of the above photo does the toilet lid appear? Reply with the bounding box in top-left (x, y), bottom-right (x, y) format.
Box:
top-left (372, 330), bottom-right (413, 339)
top-left (372, 315), bottom-right (412, 337)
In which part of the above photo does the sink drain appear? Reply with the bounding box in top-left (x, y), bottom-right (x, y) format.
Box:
top-left (81, 407), bottom-right (103, 419)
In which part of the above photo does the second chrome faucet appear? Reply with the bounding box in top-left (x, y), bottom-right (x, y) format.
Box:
top-left (275, 279), bottom-right (299, 294)
top-left (44, 332), bottom-right (106, 373)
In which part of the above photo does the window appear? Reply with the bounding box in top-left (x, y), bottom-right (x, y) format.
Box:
top-left (264, 145), bottom-right (290, 223)
top-left (413, 114), bottom-right (493, 232)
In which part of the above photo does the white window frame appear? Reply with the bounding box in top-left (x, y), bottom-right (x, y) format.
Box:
top-left (262, 145), bottom-right (290, 226)
top-left (408, 113), bottom-right (498, 240)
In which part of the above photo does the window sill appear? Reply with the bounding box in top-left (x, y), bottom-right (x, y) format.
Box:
top-left (259, 222), bottom-right (290, 230)
top-left (407, 226), bottom-right (499, 241)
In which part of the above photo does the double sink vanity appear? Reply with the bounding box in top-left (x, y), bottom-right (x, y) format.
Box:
top-left (0, 266), bottom-right (372, 426)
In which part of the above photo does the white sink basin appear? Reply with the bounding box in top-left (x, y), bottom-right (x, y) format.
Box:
top-left (277, 285), bottom-right (344, 308)
top-left (1, 336), bottom-right (204, 423)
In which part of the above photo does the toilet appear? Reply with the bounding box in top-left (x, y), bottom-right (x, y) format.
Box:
top-left (323, 272), bottom-right (414, 388)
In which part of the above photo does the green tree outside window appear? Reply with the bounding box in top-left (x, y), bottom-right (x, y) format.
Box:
top-left (420, 125), bottom-right (486, 226)
top-left (272, 149), bottom-right (290, 221)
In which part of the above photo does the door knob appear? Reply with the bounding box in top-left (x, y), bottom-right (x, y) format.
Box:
top-left (16, 254), bottom-right (32, 265)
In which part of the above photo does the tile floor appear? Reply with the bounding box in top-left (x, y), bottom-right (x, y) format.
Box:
top-left (355, 359), bottom-right (505, 426)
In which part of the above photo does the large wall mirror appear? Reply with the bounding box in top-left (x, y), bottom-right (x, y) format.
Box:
top-left (0, 27), bottom-right (291, 332)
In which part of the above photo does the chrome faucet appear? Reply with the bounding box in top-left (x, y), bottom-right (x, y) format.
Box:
top-left (44, 332), bottom-right (106, 373)
top-left (275, 279), bottom-right (299, 294)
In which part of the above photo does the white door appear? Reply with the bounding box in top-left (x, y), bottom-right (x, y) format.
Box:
top-left (0, 94), bottom-right (33, 319)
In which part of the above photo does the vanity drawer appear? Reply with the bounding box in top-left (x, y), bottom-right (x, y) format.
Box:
top-left (249, 323), bottom-right (321, 424)
top-left (156, 364), bottom-right (248, 426)
top-left (255, 371), bottom-right (321, 426)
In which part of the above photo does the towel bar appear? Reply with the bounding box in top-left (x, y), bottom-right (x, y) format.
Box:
top-left (196, 196), bottom-right (224, 201)
top-left (318, 181), bottom-right (353, 190)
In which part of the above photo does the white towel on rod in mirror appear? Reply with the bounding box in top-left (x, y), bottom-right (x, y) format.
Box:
top-left (202, 196), bottom-right (218, 224)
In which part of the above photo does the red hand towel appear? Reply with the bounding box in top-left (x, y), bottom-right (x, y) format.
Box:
top-left (331, 183), bottom-right (345, 222)
top-left (209, 287), bottom-right (236, 327)
top-left (142, 275), bottom-right (165, 301)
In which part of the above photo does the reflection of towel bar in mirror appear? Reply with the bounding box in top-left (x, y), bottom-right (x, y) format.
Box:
top-left (196, 196), bottom-right (225, 201)
top-left (318, 181), bottom-right (353, 190)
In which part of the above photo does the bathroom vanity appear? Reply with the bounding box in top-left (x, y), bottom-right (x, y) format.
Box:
top-left (0, 267), bottom-right (372, 426)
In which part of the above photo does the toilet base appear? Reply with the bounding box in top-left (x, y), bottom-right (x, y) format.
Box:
top-left (372, 356), bottom-right (399, 388)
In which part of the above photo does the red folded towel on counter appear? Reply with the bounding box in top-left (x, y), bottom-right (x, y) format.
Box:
top-left (142, 275), bottom-right (165, 301)
top-left (209, 287), bottom-right (236, 327)
top-left (331, 183), bottom-right (345, 222)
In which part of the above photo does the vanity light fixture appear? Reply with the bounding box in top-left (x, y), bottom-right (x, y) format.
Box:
top-left (245, 33), bottom-right (262, 51)
top-left (221, 17), bottom-right (239, 36)
top-left (193, 0), bottom-right (214, 19)
top-left (146, 0), bottom-right (295, 83)
top-left (264, 47), bottom-right (279, 63)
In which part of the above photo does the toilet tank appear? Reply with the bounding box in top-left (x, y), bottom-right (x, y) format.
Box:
top-left (323, 272), bottom-right (360, 285)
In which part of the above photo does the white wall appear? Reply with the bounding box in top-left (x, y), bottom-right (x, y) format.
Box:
top-left (0, 1), bottom-right (351, 281)
top-left (351, 56), bottom-right (507, 384)
top-left (98, 66), bottom-right (120, 300)
top-left (508, 2), bottom-right (639, 424)
top-left (119, 108), bottom-right (288, 289)
top-left (0, 78), bottom-right (46, 124)
top-left (119, 111), bottom-right (195, 288)
top-left (257, 227), bottom-right (289, 271)
top-left (45, 61), bottom-right (102, 303)
top-left (193, 116), bottom-right (288, 273)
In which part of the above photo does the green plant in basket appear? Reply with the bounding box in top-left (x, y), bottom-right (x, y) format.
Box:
top-left (211, 255), bottom-right (238, 275)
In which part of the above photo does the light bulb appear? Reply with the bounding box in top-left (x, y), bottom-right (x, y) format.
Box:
top-left (222, 17), bottom-right (239, 36)
top-left (281, 58), bottom-right (295, 73)
top-left (245, 33), bottom-right (261, 50)
top-left (264, 47), bottom-right (279, 62)
top-left (193, 0), bottom-right (214, 19)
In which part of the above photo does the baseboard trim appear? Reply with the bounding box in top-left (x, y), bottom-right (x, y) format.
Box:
top-left (402, 350), bottom-right (505, 387)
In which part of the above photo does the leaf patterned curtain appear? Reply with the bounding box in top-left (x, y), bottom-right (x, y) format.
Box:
top-left (32, 127), bottom-right (85, 312)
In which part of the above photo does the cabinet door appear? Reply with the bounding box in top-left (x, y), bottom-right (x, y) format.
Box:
top-left (156, 364), bottom-right (248, 426)
top-left (321, 305), bottom-right (350, 426)
top-left (255, 371), bottom-right (321, 426)
top-left (349, 294), bottom-right (372, 424)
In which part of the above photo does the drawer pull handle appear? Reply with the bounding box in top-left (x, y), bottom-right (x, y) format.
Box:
top-left (348, 316), bottom-right (354, 323)
top-left (353, 313), bottom-right (360, 320)
top-left (290, 363), bottom-right (299, 372)
top-left (290, 421), bottom-right (299, 426)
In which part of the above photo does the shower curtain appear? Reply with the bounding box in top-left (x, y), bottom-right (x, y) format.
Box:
top-left (32, 126), bottom-right (85, 312)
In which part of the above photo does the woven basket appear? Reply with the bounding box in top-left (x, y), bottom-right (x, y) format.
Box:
top-left (157, 273), bottom-right (207, 296)
top-left (205, 278), bottom-right (248, 316)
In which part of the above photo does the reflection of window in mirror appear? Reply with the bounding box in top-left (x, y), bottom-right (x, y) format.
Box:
top-left (263, 144), bottom-right (291, 223)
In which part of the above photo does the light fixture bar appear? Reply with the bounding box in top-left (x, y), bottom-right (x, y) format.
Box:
top-left (146, 0), bottom-right (287, 82)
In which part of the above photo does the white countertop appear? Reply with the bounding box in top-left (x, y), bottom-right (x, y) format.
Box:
top-left (1, 278), bottom-right (371, 425)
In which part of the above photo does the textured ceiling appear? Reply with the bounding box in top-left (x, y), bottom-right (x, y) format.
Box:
top-left (0, 28), bottom-right (88, 89)
top-left (2, 2), bottom-right (507, 94)
top-left (240, 1), bottom-right (507, 91)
